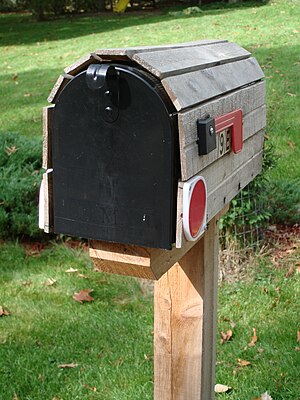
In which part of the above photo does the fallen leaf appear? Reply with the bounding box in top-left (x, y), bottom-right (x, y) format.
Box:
top-left (44, 278), bottom-right (57, 286)
top-left (5, 146), bottom-right (18, 155)
top-left (84, 384), bottom-right (97, 392)
top-left (287, 140), bottom-right (295, 149)
top-left (12, 74), bottom-right (18, 81)
top-left (38, 373), bottom-right (43, 382)
top-left (297, 331), bottom-right (300, 342)
top-left (238, 358), bottom-right (251, 367)
top-left (287, 92), bottom-right (296, 97)
top-left (24, 93), bottom-right (32, 97)
top-left (215, 384), bottom-right (232, 393)
top-left (58, 363), bottom-right (78, 369)
top-left (0, 306), bottom-right (10, 317)
top-left (258, 347), bottom-right (264, 354)
top-left (295, 347), bottom-right (300, 351)
top-left (22, 279), bottom-right (33, 287)
top-left (13, 393), bottom-right (19, 400)
top-left (65, 267), bottom-right (78, 273)
top-left (78, 274), bottom-right (88, 279)
top-left (220, 329), bottom-right (233, 344)
top-left (261, 392), bottom-right (273, 400)
top-left (285, 266), bottom-right (294, 278)
top-left (230, 320), bottom-right (236, 329)
top-left (248, 328), bottom-right (258, 347)
top-left (73, 289), bottom-right (94, 303)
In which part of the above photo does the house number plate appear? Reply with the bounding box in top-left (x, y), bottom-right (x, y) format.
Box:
top-left (217, 128), bottom-right (231, 157)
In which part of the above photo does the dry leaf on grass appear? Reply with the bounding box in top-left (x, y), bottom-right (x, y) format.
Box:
top-left (78, 274), bottom-right (88, 279)
top-left (84, 384), bottom-right (97, 392)
top-left (73, 289), bottom-right (94, 303)
top-left (58, 363), bottom-right (78, 369)
top-left (285, 266), bottom-right (294, 278)
top-left (261, 392), bottom-right (273, 400)
top-left (249, 327), bottom-right (258, 347)
top-left (65, 267), bottom-right (78, 273)
top-left (44, 278), bottom-right (57, 286)
top-left (220, 329), bottom-right (233, 344)
top-left (0, 306), bottom-right (10, 317)
top-left (215, 384), bottom-right (232, 393)
top-left (297, 331), bottom-right (300, 342)
top-left (238, 358), bottom-right (251, 367)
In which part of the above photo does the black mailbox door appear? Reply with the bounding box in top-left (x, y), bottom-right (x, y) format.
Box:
top-left (52, 64), bottom-right (179, 249)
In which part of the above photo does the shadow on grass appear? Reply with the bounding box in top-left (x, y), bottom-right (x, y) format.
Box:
top-left (0, 0), bottom-right (270, 47)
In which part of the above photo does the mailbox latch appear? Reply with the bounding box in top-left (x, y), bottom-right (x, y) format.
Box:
top-left (86, 64), bottom-right (120, 123)
top-left (197, 115), bottom-right (217, 156)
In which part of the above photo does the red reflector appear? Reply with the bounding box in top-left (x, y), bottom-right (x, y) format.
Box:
top-left (183, 176), bottom-right (207, 241)
top-left (189, 179), bottom-right (206, 238)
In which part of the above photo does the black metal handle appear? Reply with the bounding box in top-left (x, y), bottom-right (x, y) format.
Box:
top-left (86, 64), bottom-right (120, 123)
top-left (86, 64), bottom-right (118, 90)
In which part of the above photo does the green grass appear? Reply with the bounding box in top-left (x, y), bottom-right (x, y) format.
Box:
top-left (0, 243), bottom-right (154, 399)
top-left (0, 0), bottom-right (299, 180)
top-left (0, 241), bottom-right (299, 399)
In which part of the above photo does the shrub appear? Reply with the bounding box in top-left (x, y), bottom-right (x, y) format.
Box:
top-left (267, 178), bottom-right (300, 226)
top-left (0, 132), bottom-right (43, 239)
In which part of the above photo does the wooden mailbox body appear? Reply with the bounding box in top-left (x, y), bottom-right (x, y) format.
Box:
top-left (41, 39), bottom-right (266, 279)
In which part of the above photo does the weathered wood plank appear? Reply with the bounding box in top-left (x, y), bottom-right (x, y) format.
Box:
top-left (132, 42), bottom-right (250, 79)
top-left (94, 39), bottom-right (227, 59)
top-left (207, 150), bottom-right (263, 221)
top-left (154, 217), bottom-right (219, 399)
top-left (43, 170), bottom-right (53, 234)
top-left (92, 258), bottom-right (155, 280)
top-left (90, 240), bottom-right (155, 279)
top-left (64, 53), bottom-right (97, 75)
top-left (175, 132), bottom-right (264, 247)
top-left (42, 105), bottom-right (54, 170)
top-left (162, 57), bottom-right (264, 111)
top-left (201, 130), bottom-right (264, 195)
top-left (179, 80), bottom-right (266, 148)
top-left (180, 104), bottom-right (266, 180)
top-left (201, 216), bottom-right (219, 399)
top-left (47, 74), bottom-right (73, 104)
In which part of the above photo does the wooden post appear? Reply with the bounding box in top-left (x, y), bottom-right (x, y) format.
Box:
top-left (154, 217), bottom-right (219, 400)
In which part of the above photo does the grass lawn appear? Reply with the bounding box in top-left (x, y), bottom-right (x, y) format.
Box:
top-left (0, 0), bottom-right (299, 180)
top-left (0, 0), bottom-right (299, 399)
top-left (0, 234), bottom-right (299, 400)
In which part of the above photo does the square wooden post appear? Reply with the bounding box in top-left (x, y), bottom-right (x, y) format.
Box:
top-left (154, 216), bottom-right (219, 400)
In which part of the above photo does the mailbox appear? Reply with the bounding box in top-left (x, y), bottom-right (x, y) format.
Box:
top-left (41, 39), bottom-right (266, 256)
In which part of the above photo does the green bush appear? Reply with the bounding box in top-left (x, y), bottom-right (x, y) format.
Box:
top-left (0, 132), bottom-right (43, 239)
top-left (267, 178), bottom-right (300, 226)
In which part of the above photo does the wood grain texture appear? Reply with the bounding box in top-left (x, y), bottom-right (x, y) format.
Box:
top-left (64, 53), bottom-right (95, 75)
top-left (43, 171), bottom-right (53, 233)
top-left (181, 105), bottom-right (266, 181)
top-left (178, 81), bottom-right (266, 148)
top-left (177, 80), bottom-right (266, 181)
top-left (47, 74), bottom-right (73, 103)
top-left (207, 150), bottom-right (263, 221)
top-left (175, 141), bottom-right (264, 247)
top-left (94, 39), bottom-right (227, 59)
top-left (132, 42), bottom-right (250, 79)
top-left (154, 217), bottom-right (219, 400)
top-left (42, 105), bottom-right (54, 170)
top-left (162, 57), bottom-right (264, 111)
top-left (92, 258), bottom-right (155, 280)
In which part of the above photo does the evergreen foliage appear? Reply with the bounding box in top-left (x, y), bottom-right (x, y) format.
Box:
top-left (0, 132), bottom-right (43, 239)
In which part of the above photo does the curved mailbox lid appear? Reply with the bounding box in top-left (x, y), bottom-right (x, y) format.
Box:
top-left (51, 64), bottom-right (179, 249)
